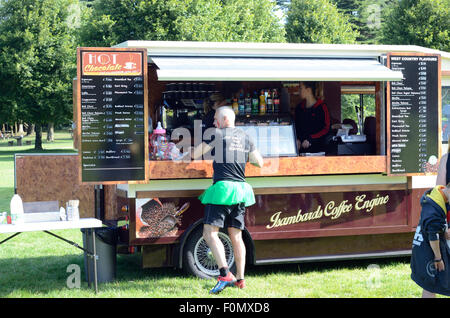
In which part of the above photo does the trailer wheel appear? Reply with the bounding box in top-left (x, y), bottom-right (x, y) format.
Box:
top-left (182, 225), bottom-right (236, 279)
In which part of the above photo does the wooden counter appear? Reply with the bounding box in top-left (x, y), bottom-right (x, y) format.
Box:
top-left (148, 155), bottom-right (387, 179)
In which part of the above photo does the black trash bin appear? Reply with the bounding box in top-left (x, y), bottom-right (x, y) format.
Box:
top-left (81, 227), bottom-right (117, 284)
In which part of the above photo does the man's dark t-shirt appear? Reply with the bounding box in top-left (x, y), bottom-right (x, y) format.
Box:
top-left (204, 127), bottom-right (256, 183)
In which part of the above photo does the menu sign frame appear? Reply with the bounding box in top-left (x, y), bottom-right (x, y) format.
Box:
top-left (387, 52), bottom-right (441, 176)
top-left (77, 47), bottom-right (149, 184)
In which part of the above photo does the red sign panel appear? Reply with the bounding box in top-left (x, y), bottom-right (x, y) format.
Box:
top-left (81, 51), bottom-right (143, 76)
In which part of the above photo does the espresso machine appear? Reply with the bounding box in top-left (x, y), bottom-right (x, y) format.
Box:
top-left (157, 82), bottom-right (216, 137)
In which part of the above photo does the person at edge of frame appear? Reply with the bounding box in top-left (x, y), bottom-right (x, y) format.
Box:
top-left (410, 177), bottom-right (450, 298)
top-left (189, 105), bottom-right (264, 294)
top-left (419, 143), bottom-right (450, 297)
top-left (294, 81), bottom-right (330, 153)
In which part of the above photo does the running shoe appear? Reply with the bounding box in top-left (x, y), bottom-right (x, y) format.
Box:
top-left (209, 272), bottom-right (237, 294)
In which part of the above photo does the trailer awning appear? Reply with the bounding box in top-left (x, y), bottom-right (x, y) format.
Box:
top-left (152, 57), bottom-right (403, 82)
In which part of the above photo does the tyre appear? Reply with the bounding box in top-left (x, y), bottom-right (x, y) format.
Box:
top-left (182, 225), bottom-right (236, 279)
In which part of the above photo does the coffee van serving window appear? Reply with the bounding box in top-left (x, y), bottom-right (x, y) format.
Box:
top-left (145, 56), bottom-right (402, 164)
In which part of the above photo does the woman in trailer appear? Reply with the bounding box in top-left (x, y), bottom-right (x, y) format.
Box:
top-left (410, 182), bottom-right (450, 297)
top-left (202, 93), bottom-right (228, 135)
top-left (294, 81), bottom-right (330, 153)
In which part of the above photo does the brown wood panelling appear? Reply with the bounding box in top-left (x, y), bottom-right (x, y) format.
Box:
top-left (15, 154), bottom-right (120, 220)
top-left (323, 81), bottom-right (341, 125)
top-left (136, 183), bottom-right (407, 199)
top-left (375, 81), bottom-right (382, 155)
top-left (104, 184), bottom-right (119, 220)
top-left (250, 225), bottom-right (412, 241)
top-left (253, 232), bottom-right (414, 261)
top-left (148, 155), bottom-right (387, 179)
top-left (142, 245), bottom-right (170, 268)
top-left (15, 154), bottom-right (95, 218)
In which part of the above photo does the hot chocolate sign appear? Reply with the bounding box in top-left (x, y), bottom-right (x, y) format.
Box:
top-left (266, 194), bottom-right (390, 229)
top-left (81, 51), bottom-right (143, 76)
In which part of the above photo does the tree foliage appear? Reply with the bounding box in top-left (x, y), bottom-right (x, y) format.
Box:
top-left (285, 0), bottom-right (359, 44)
top-left (79, 0), bottom-right (286, 46)
top-left (0, 0), bottom-right (80, 149)
top-left (381, 0), bottom-right (450, 51)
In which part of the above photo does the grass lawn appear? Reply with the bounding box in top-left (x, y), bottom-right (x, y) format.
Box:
top-left (0, 131), bottom-right (437, 298)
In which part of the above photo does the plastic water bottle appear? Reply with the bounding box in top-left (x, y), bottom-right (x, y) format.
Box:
top-left (66, 200), bottom-right (80, 221)
top-left (0, 212), bottom-right (7, 224)
top-left (10, 193), bottom-right (24, 224)
top-left (60, 207), bottom-right (67, 221)
top-left (149, 122), bottom-right (169, 160)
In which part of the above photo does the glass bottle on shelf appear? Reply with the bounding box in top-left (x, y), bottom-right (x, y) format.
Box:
top-left (232, 97), bottom-right (239, 114)
top-left (251, 91), bottom-right (259, 114)
top-left (238, 92), bottom-right (245, 114)
top-left (245, 93), bottom-right (252, 114)
top-left (266, 90), bottom-right (273, 114)
top-left (259, 90), bottom-right (266, 115)
top-left (273, 89), bottom-right (280, 113)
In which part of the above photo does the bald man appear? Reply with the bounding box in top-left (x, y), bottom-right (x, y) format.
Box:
top-left (192, 106), bottom-right (263, 294)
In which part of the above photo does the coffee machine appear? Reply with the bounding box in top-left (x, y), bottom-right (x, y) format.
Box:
top-left (157, 82), bottom-right (216, 137)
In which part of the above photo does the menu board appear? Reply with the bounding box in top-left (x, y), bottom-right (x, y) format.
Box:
top-left (77, 48), bottom-right (148, 183)
top-left (387, 53), bottom-right (441, 175)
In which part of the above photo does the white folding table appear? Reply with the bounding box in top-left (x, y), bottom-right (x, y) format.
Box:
top-left (0, 218), bottom-right (103, 293)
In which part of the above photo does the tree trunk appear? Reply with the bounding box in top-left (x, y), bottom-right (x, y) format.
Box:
top-left (18, 122), bottom-right (24, 135)
top-left (35, 124), bottom-right (43, 150)
top-left (47, 122), bottom-right (54, 142)
top-left (26, 123), bottom-right (34, 136)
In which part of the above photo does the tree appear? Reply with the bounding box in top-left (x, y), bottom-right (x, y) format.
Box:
top-left (380, 0), bottom-right (450, 51)
top-left (79, 0), bottom-right (286, 46)
top-left (0, 0), bottom-right (79, 149)
top-left (285, 0), bottom-right (359, 44)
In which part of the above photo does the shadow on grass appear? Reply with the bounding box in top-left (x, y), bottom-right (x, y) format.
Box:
top-left (0, 254), bottom-right (87, 296)
top-left (0, 252), bottom-right (184, 297)
top-left (246, 256), bottom-right (411, 276)
top-left (0, 250), bottom-right (411, 297)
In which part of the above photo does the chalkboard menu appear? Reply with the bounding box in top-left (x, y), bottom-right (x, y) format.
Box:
top-left (387, 53), bottom-right (441, 175)
top-left (77, 48), bottom-right (148, 183)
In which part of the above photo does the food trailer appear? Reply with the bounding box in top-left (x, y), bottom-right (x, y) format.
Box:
top-left (15, 41), bottom-right (450, 279)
